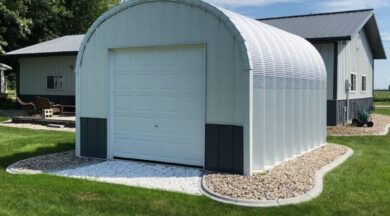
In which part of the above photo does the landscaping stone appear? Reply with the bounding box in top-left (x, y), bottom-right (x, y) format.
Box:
top-left (7, 150), bottom-right (203, 195)
top-left (327, 114), bottom-right (390, 136)
top-left (0, 120), bottom-right (75, 132)
top-left (8, 144), bottom-right (349, 198)
top-left (47, 124), bottom-right (65, 128)
top-left (7, 151), bottom-right (100, 172)
top-left (51, 160), bottom-right (203, 195)
top-left (203, 144), bottom-right (349, 201)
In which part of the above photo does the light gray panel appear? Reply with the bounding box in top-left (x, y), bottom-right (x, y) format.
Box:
top-left (337, 30), bottom-right (374, 101)
top-left (314, 43), bottom-right (334, 100)
top-left (19, 56), bottom-right (76, 96)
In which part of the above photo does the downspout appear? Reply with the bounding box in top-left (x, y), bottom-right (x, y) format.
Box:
top-left (346, 82), bottom-right (350, 124)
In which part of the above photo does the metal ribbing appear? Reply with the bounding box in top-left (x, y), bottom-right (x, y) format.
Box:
top-left (220, 4), bottom-right (327, 170)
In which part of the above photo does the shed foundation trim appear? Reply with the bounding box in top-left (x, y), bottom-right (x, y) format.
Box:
top-left (80, 117), bottom-right (107, 159)
top-left (205, 124), bottom-right (244, 174)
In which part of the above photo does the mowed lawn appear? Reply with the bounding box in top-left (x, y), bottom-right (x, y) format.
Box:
top-left (0, 120), bottom-right (389, 215)
top-left (375, 107), bottom-right (390, 116)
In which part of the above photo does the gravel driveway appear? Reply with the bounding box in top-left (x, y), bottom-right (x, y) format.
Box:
top-left (7, 150), bottom-right (203, 195)
top-left (0, 121), bottom-right (76, 132)
top-left (51, 161), bottom-right (203, 195)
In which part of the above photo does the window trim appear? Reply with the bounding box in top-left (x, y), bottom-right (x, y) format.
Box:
top-left (361, 74), bottom-right (367, 92)
top-left (350, 72), bottom-right (357, 92)
top-left (47, 74), bottom-right (64, 91)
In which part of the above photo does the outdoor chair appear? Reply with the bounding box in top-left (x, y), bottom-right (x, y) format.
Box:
top-left (16, 97), bottom-right (37, 114)
top-left (36, 96), bottom-right (63, 116)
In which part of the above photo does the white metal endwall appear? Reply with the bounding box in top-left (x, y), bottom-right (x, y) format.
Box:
top-left (76, 0), bottom-right (327, 174)
top-left (75, 0), bottom-right (250, 172)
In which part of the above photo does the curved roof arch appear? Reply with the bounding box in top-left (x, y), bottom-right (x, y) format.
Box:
top-left (77, 0), bottom-right (326, 81)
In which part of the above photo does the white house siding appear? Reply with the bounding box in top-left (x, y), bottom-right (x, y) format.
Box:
top-left (337, 30), bottom-right (374, 100)
top-left (313, 43), bottom-right (335, 100)
top-left (19, 56), bottom-right (76, 96)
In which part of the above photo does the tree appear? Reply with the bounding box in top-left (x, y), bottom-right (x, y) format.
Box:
top-left (0, 0), bottom-right (120, 87)
top-left (0, 0), bottom-right (32, 54)
top-left (63, 0), bottom-right (120, 35)
top-left (24, 0), bottom-right (71, 45)
top-left (0, 0), bottom-right (120, 54)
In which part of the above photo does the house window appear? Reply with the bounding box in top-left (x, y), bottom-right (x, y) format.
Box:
top-left (47, 75), bottom-right (63, 90)
top-left (362, 75), bottom-right (367, 91)
top-left (350, 73), bottom-right (356, 91)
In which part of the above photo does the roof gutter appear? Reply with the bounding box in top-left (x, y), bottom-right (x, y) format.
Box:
top-left (307, 36), bottom-right (352, 44)
top-left (5, 51), bottom-right (78, 58)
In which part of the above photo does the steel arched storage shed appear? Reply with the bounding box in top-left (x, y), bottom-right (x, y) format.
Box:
top-left (76, 0), bottom-right (327, 175)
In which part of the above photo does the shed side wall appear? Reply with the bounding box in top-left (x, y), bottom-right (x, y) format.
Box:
top-left (250, 23), bottom-right (327, 171)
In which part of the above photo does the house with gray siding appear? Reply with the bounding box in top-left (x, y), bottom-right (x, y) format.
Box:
top-left (259, 9), bottom-right (387, 125)
top-left (6, 35), bottom-right (84, 105)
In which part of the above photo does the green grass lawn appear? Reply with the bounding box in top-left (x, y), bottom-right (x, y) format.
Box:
top-left (0, 116), bottom-right (9, 122)
top-left (375, 108), bottom-right (390, 116)
top-left (0, 124), bottom-right (389, 215)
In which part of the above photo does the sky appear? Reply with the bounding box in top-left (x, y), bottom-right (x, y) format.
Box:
top-left (206, 0), bottom-right (390, 89)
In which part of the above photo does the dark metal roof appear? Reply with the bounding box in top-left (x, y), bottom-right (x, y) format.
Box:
top-left (6, 35), bottom-right (84, 57)
top-left (258, 9), bottom-right (386, 59)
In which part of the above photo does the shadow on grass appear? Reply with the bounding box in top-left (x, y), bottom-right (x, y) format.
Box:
top-left (0, 142), bottom-right (74, 170)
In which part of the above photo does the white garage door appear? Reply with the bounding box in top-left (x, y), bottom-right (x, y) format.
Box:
top-left (111, 46), bottom-right (205, 166)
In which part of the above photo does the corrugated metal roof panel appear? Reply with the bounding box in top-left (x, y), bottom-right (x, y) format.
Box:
top-left (219, 6), bottom-right (326, 80)
top-left (259, 9), bottom-right (386, 59)
top-left (6, 35), bottom-right (84, 56)
top-left (259, 10), bottom-right (373, 40)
